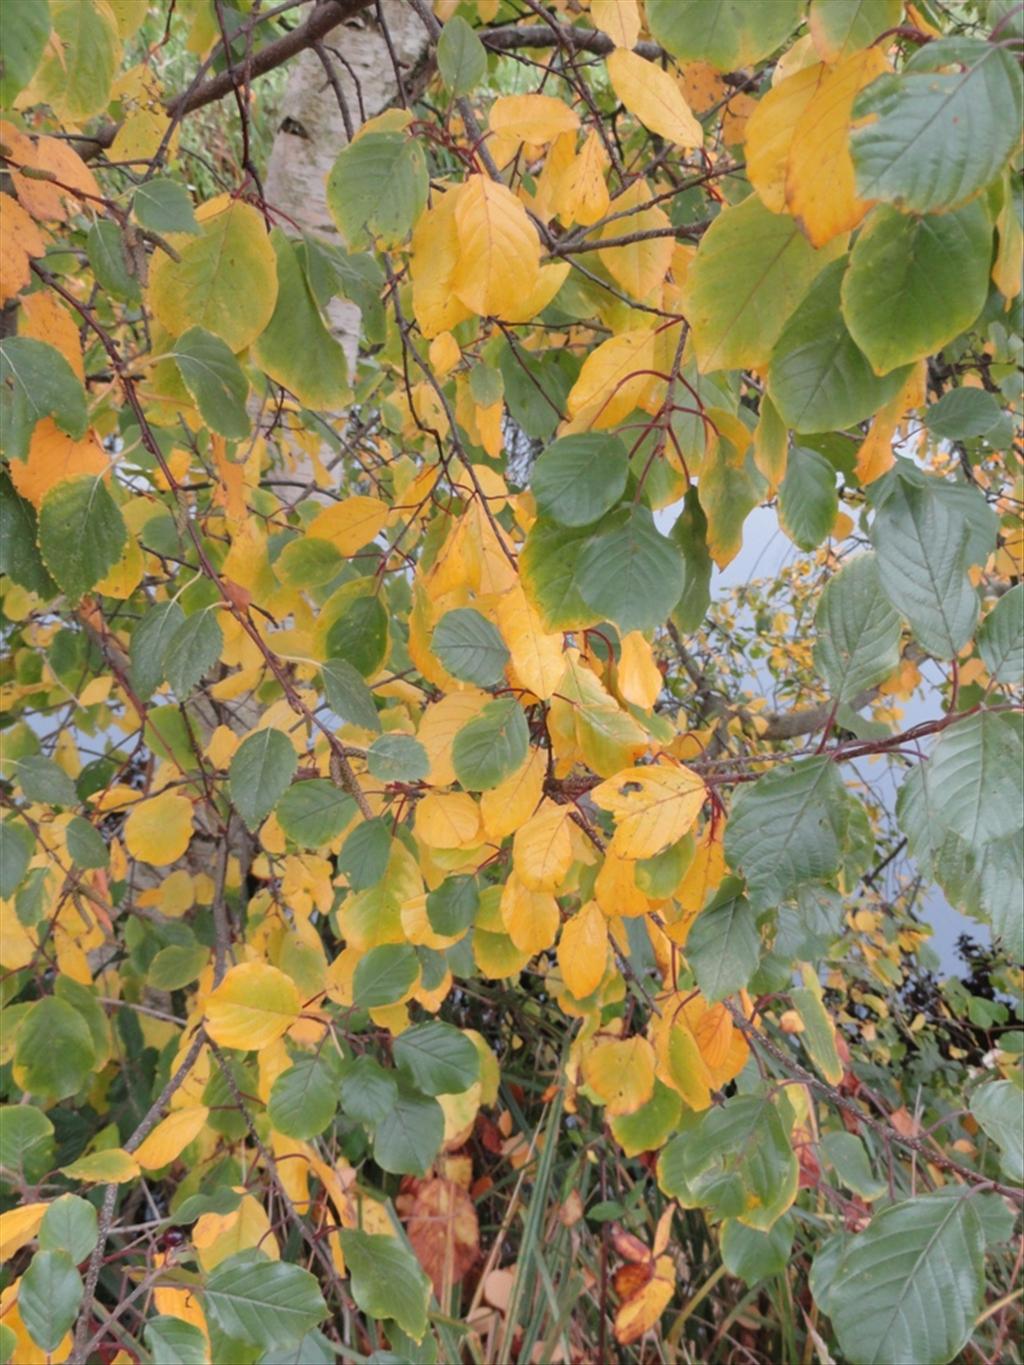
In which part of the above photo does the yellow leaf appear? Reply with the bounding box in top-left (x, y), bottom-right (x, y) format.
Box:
top-left (0, 196), bottom-right (48, 304)
top-left (499, 261), bottom-right (572, 324)
top-left (513, 801), bottom-right (573, 891)
top-left (8, 420), bottom-right (108, 508)
top-left (582, 1036), bottom-right (655, 1115)
top-left (561, 128), bottom-right (610, 227)
top-left (567, 328), bottom-right (656, 430)
top-left (616, 632), bottom-right (663, 710)
top-left (489, 94), bottom-right (580, 145)
top-left (606, 49), bottom-right (703, 148)
top-left (414, 792), bottom-right (482, 849)
top-left (307, 495), bottom-right (390, 556)
top-left (61, 1148), bottom-right (140, 1183)
top-left (753, 394), bottom-right (788, 492)
top-left (0, 1204), bottom-right (47, 1262)
top-left (785, 49), bottom-right (888, 247)
top-left (497, 582), bottom-right (565, 700)
top-left (123, 791), bottom-right (194, 867)
top-left (95, 532), bottom-right (144, 599)
top-left (134, 1105), bottom-right (209, 1170)
top-left (614, 1255), bottom-right (675, 1344)
top-left (500, 874), bottom-right (559, 954)
top-left (148, 196), bottom-right (278, 352)
top-left (558, 901), bottom-right (608, 998)
top-left (451, 175), bottom-right (542, 319)
top-left (595, 846), bottom-right (651, 917)
top-left (195, 1193), bottom-right (279, 1272)
top-left (994, 171), bottom-right (1024, 302)
top-left (20, 292), bottom-right (84, 378)
top-left (205, 961), bottom-right (301, 1050)
top-left (591, 0), bottom-right (641, 49)
top-left (109, 108), bottom-right (170, 162)
top-left (855, 359), bottom-right (926, 485)
top-left (745, 63), bottom-right (824, 213)
top-left (5, 127), bottom-right (102, 222)
top-left (428, 330), bottom-right (461, 377)
top-left (480, 745), bottom-right (546, 841)
top-left (592, 764), bottom-right (705, 859)
top-left (599, 179), bottom-right (674, 303)
top-left (410, 189), bottom-right (474, 339)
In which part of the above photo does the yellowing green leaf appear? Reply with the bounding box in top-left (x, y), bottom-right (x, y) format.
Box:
top-left (582, 1036), bottom-right (655, 1115)
top-left (205, 962), bottom-right (301, 1050)
top-left (61, 1148), bottom-right (140, 1183)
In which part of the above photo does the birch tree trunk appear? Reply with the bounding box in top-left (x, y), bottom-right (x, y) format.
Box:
top-left (262, 0), bottom-right (432, 369)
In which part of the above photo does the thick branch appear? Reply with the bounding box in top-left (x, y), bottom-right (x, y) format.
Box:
top-left (480, 22), bottom-right (662, 60)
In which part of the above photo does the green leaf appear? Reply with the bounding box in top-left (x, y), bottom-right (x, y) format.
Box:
top-left (646, 0), bottom-right (801, 69)
top-left (575, 505), bottom-right (683, 634)
top-left (432, 607), bottom-right (509, 686)
top-left (721, 1215), bottom-right (794, 1286)
top-left (426, 875), bottom-right (478, 936)
top-left (0, 337), bottom-right (88, 459)
top-left (821, 1131), bottom-right (886, 1201)
top-left (325, 593), bottom-right (389, 678)
top-left (39, 1194), bottom-right (98, 1264)
top-left (86, 220), bottom-right (139, 301)
top-left (970, 1080), bottom-right (1024, 1182)
top-left (132, 601), bottom-right (185, 700)
top-left (14, 995), bottom-right (95, 1100)
top-left (321, 656), bottom-right (381, 730)
top-left (669, 489), bottom-right (712, 633)
top-left (841, 201), bottom-right (992, 375)
top-left (366, 733), bottom-right (430, 783)
top-left (18, 1250), bottom-right (82, 1354)
top-left (531, 432), bottom-right (628, 527)
top-left (326, 132), bottom-right (429, 250)
top-left (38, 475), bottom-right (127, 603)
top-left (353, 942), bottom-right (418, 1008)
top-left (437, 14), bottom-right (487, 96)
top-left (0, 0), bottom-right (50, 104)
top-left (0, 475), bottom-right (57, 596)
top-left (686, 196), bottom-right (838, 373)
top-left (132, 178), bottom-right (200, 235)
top-left (275, 537), bottom-right (343, 589)
top-left (203, 1252), bottom-right (327, 1352)
top-left (0, 1323), bottom-right (15, 1365)
top-left (276, 780), bottom-right (354, 849)
top-left (807, 0), bottom-right (902, 59)
top-left (0, 1104), bottom-right (53, 1178)
top-left (813, 553), bottom-right (902, 703)
top-left (144, 1316), bottom-right (209, 1365)
top-left (925, 388), bottom-right (1011, 442)
top-left (685, 879), bottom-right (760, 1001)
top-left (339, 1229), bottom-right (431, 1343)
top-left (172, 326), bottom-right (251, 440)
top-left (252, 230), bottom-right (349, 412)
top-left (790, 980), bottom-right (843, 1084)
top-left (0, 816), bottom-right (34, 898)
top-left (870, 469), bottom-right (985, 659)
top-left (725, 757), bottom-right (847, 910)
top-left (339, 819), bottom-right (392, 890)
top-left (338, 1056), bottom-right (397, 1125)
top-left (371, 1077), bottom-right (444, 1175)
top-left (14, 754), bottom-right (77, 807)
top-left (925, 712), bottom-right (1023, 848)
top-left (850, 38), bottom-right (1024, 215)
top-left (35, 0), bottom-right (119, 122)
top-left (229, 729), bottom-right (299, 831)
top-left (977, 584), bottom-right (1023, 684)
top-left (165, 607), bottom-right (223, 697)
top-left (768, 259), bottom-right (912, 433)
top-left (66, 816), bottom-right (108, 870)
top-left (268, 1056), bottom-right (339, 1140)
top-left (451, 698), bottom-right (529, 791)
top-left (393, 1021), bottom-right (480, 1095)
top-left (147, 944), bottom-right (210, 991)
top-left (827, 1192), bottom-right (987, 1365)
top-left (520, 519), bottom-right (597, 631)
top-left (777, 446), bottom-right (837, 551)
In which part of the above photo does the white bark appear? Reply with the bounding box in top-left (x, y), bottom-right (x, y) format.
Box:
top-left (263, 0), bottom-right (431, 369)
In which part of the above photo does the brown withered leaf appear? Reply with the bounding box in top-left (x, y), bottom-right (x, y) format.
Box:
top-left (401, 1176), bottom-right (479, 1298)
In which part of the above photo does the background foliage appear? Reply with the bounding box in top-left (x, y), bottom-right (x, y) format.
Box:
top-left (0, 0), bottom-right (1022, 1362)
